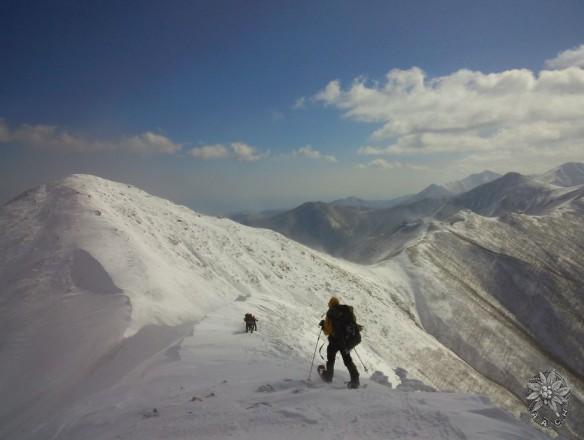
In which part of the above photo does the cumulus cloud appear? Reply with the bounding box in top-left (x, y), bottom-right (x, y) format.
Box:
top-left (0, 119), bottom-right (181, 154)
top-left (314, 47), bottom-right (584, 169)
top-left (545, 44), bottom-right (584, 69)
top-left (188, 142), bottom-right (268, 162)
top-left (314, 80), bottom-right (342, 103)
top-left (231, 142), bottom-right (267, 161)
top-left (188, 144), bottom-right (230, 159)
top-left (124, 132), bottom-right (182, 154)
top-left (0, 120), bottom-right (271, 163)
top-left (292, 145), bottom-right (337, 162)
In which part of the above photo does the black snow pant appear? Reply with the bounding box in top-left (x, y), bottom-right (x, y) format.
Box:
top-left (325, 338), bottom-right (359, 383)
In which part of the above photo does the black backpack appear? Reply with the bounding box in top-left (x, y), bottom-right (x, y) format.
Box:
top-left (328, 304), bottom-right (362, 350)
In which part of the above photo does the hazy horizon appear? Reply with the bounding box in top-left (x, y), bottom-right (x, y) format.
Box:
top-left (1, 160), bottom-right (578, 216)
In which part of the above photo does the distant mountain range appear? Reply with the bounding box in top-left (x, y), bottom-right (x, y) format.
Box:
top-left (231, 163), bottom-right (584, 262)
top-left (331, 170), bottom-right (503, 210)
top-left (231, 170), bottom-right (503, 223)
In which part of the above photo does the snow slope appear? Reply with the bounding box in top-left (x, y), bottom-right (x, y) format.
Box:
top-left (0, 175), bottom-right (550, 440)
top-left (53, 303), bottom-right (552, 440)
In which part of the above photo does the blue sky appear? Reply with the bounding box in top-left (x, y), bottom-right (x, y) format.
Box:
top-left (2, 0), bottom-right (584, 213)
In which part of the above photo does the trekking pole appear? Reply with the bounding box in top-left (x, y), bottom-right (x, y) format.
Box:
top-left (307, 329), bottom-right (322, 382)
top-left (353, 347), bottom-right (369, 373)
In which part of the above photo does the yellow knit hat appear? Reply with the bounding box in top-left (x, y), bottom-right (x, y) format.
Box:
top-left (328, 296), bottom-right (340, 307)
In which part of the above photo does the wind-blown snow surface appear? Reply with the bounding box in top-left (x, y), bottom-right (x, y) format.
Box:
top-left (53, 306), bottom-right (550, 440)
top-left (0, 175), bottom-right (569, 439)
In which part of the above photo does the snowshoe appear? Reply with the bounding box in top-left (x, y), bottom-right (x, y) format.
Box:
top-left (346, 380), bottom-right (360, 389)
top-left (317, 364), bottom-right (331, 383)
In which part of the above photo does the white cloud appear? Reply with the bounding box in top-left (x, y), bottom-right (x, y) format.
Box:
top-left (187, 142), bottom-right (269, 162)
top-left (124, 132), bottom-right (182, 154)
top-left (314, 80), bottom-right (341, 103)
top-left (360, 159), bottom-right (399, 169)
top-left (230, 142), bottom-right (268, 161)
top-left (545, 44), bottom-right (584, 69)
top-left (0, 119), bottom-right (181, 154)
top-left (314, 49), bottom-right (584, 169)
top-left (0, 120), bottom-right (271, 163)
top-left (357, 158), bottom-right (428, 171)
top-left (292, 145), bottom-right (337, 162)
top-left (292, 97), bottom-right (306, 110)
top-left (188, 144), bottom-right (230, 159)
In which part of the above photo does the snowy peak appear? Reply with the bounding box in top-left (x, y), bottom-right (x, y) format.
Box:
top-left (330, 196), bottom-right (370, 208)
top-left (443, 170), bottom-right (501, 194)
top-left (537, 162), bottom-right (584, 187)
top-left (409, 170), bottom-right (501, 203)
top-left (487, 171), bottom-right (529, 187)
top-left (450, 171), bottom-right (581, 216)
top-left (414, 183), bottom-right (452, 199)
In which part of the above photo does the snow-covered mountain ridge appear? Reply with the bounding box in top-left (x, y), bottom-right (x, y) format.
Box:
top-left (0, 175), bottom-right (580, 440)
top-left (447, 171), bottom-right (584, 217)
top-left (1, 174), bottom-right (552, 440)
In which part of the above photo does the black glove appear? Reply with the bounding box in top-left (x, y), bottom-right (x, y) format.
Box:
top-left (319, 320), bottom-right (325, 328)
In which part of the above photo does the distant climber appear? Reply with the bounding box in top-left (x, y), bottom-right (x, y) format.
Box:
top-left (318, 296), bottom-right (362, 388)
top-left (244, 313), bottom-right (258, 333)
